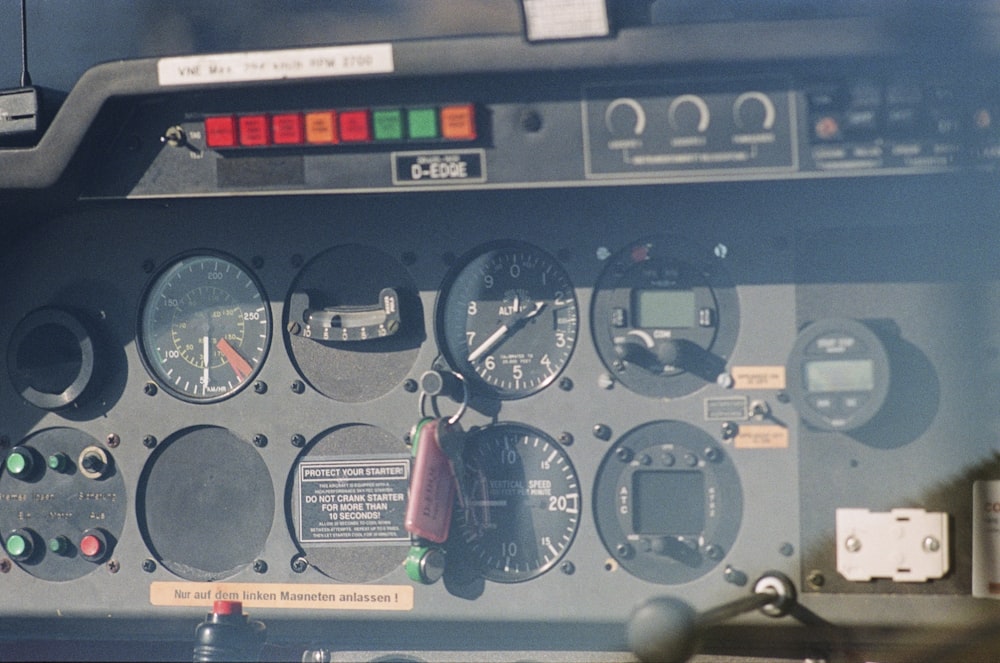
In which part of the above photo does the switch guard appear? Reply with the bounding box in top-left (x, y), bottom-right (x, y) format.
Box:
top-left (836, 508), bottom-right (949, 582)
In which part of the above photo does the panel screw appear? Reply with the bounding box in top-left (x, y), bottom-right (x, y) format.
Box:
top-left (107, 560), bottom-right (120, 574)
top-left (558, 432), bottom-right (574, 446)
top-left (704, 447), bottom-right (722, 462)
top-left (287, 321), bottom-right (302, 336)
top-left (106, 434), bottom-right (120, 449)
top-left (616, 543), bottom-right (634, 559)
top-left (143, 382), bottom-right (158, 396)
top-left (142, 259), bottom-right (155, 274)
top-left (291, 380), bottom-right (306, 394)
top-left (845, 536), bottom-right (862, 553)
top-left (253, 381), bottom-right (267, 395)
top-left (142, 559), bottom-right (157, 573)
top-left (0, 559), bottom-right (10, 573)
top-left (716, 373), bottom-right (734, 388)
top-left (253, 559), bottom-right (268, 574)
top-left (142, 435), bottom-right (157, 449)
top-left (923, 536), bottom-right (941, 553)
top-left (704, 544), bottom-right (724, 560)
top-left (560, 561), bottom-right (575, 575)
top-left (615, 447), bottom-right (633, 463)
top-left (291, 434), bottom-right (306, 448)
top-left (292, 556), bottom-right (308, 573)
top-left (253, 434), bottom-right (268, 448)
top-left (558, 377), bottom-right (573, 391)
top-left (520, 108), bottom-right (543, 133)
top-left (593, 424), bottom-right (612, 441)
top-left (779, 542), bottom-right (795, 557)
top-left (776, 391), bottom-right (791, 404)
top-left (403, 379), bottom-right (418, 393)
top-left (724, 565), bottom-right (748, 586)
top-left (721, 422), bottom-right (739, 440)
top-left (807, 570), bottom-right (826, 589)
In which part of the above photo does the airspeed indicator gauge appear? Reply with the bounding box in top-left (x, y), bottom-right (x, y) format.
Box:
top-left (436, 241), bottom-right (578, 399)
top-left (138, 252), bottom-right (271, 402)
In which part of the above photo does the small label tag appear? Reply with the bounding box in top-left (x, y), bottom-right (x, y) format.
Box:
top-left (705, 396), bottom-right (748, 421)
top-left (734, 425), bottom-right (788, 449)
top-left (973, 481), bottom-right (1000, 597)
top-left (158, 44), bottom-right (394, 86)
top-left (150, 582), bottom-right (413, 611)
top-left (731, 366), bottom-right (787, 390)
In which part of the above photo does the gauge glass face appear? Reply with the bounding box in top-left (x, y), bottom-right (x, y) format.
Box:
top-left (139, 253), bottom-right (271, 402)
top-left (437, 241), bottom-right (578, 399)
top-left (457, 424), bottom-right (580, 583)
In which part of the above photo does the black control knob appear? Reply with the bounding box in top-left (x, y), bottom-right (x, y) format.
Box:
top-left (627, 572), bottom-right (797, 663)
top-left (193, 600), bottom-right (267, 663)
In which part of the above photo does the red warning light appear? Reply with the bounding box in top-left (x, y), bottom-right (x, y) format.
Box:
top-left (338, 110), bottom-right (371, 142)
top-left (238, 115), bottom-right (270, 146)
top-left (272, 113), bottom-right (304, 144)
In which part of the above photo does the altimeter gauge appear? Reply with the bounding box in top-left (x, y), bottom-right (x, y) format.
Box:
top-left (436, 241), bottom-right (578, 399)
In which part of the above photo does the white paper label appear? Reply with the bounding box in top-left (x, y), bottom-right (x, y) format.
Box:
top-left (157, 44), bottom-right (394, 87)
top-left (973, 480), bottom-right (1000, 597)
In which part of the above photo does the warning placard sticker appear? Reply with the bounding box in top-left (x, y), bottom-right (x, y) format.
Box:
top-left (151, 582), bottom-right (413, 611)
top-left (297, 458), bottom-right (409, 544)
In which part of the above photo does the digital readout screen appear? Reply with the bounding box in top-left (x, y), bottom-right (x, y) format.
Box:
top-left (632, 470), bottom-right (706, 535)
top-left (633, 289), bottom-right (696, 328)
top-left (805, 359), bottom-right (874, 392)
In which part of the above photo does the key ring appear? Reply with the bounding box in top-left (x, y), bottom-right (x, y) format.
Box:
top-left (418, 369), bottom-right (469, 425)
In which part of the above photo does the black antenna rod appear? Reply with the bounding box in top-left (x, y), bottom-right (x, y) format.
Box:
top-left (20, 0), bottom-right (32, 87)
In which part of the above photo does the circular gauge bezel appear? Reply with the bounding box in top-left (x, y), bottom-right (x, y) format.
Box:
top-left (137, 251), bottom-right (272, 403)
top-left (786, 317), bottom-right (890, 431)
top-left (455, 423), bottom-right (581, 583)
top-left (593, 420), bottom-right (743, 585)
top-left (590, 235), bottom-right (739, 399)
top-left (435, 240), bottom-right (579, 400)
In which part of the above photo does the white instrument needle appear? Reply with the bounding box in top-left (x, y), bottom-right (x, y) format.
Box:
top-left (467, 301), bottom-right (545, 363)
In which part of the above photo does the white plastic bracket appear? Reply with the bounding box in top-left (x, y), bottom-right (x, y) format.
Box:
top-left (835, 508), bottom-right (949, 582)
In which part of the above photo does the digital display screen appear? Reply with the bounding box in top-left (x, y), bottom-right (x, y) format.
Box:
top-left (805, 359), bottom-right (875, 393)
top-left (632, 470), bottom-right (705, 535)
top-left (633, 289), bottom-right (696, 328)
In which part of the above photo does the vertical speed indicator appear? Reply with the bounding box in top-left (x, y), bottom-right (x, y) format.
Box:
top-left (138, 252), bottom-right (271, 402)
top-left (457, 423), bottom-right (581, 583)
top-left (436, 241), bottom-right (578, 399)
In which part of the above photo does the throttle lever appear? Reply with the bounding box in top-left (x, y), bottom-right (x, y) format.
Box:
top-left (627, 571), bottom-right (796, 663)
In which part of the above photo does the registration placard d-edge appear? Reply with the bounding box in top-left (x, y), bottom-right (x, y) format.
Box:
top-left (392, 149), bottom-right (487, 185)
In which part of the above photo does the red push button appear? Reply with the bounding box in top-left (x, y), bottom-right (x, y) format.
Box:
top-left (338, 110), bottom-right (371, 142)
top-left (271, 113), bottom-right (304, 145)
top-left (79, 534), bottom-right (103, 559)
top-left (204, 116), bottom-right (237, 148)
top-left (238, 115), bottom-right (270, 146)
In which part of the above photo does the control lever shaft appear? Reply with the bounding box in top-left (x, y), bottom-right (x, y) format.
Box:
top-left (627, 572), bottom-right (796, 663)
